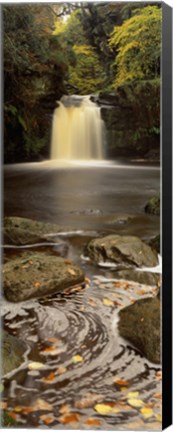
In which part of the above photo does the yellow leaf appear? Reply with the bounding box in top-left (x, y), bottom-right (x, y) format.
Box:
top-left (155, 413), bottom-right (162, 422)
top-left (103, 298), bottom-right (114, 306)
top-left (14, 406), bottom-right (23, 413)
top-left (28, 362), bottom-right (45, 370)
top-left (140, 407), bottom-right (153, 418)
top-left (72, 355), bottom-right (84, 363)
top-left (127, 392), bottom-right (139, 398)
top-left (128, 399), bottom-right (144, 408)
top-left (94, 403), bottom-right (120, 415)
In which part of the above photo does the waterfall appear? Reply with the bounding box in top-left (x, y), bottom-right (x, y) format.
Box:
top-left (51, 96), bottom-right (104, 160)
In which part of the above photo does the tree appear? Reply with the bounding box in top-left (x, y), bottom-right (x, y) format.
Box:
top-left (109, 6), bottom-right (161, 87)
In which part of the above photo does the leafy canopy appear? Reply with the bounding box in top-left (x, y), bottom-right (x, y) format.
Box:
top-left (109, 6), bottom-right (161, 87)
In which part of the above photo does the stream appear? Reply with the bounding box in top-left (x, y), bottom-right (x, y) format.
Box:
top-left (1, 161), bottom-right (161, 430)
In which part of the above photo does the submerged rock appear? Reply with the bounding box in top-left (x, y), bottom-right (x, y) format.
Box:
top-left (114, 269), bottom-right (160, 286)
top-left (118, 297), bottom-right (160, 364)
top-left (145, 195), bottom-right (160, 216)
top-left (3, 216), bottom-right (72, 246)
top-left (2, 330), bottom-right (26, 375)
top-left (86, 235), bottom-right (158, 268)
top-left (3, 252), bottom-right (85, 302)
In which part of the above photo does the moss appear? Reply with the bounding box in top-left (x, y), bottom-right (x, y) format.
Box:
top-left (1, 411), bottom-right (17, 427)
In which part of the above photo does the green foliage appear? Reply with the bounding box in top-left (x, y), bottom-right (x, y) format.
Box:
top-left (68, 44), bottom-right (105, 94)
top-left (109, 6), bottom-right (161, 87)
top-left (1, 411), bottom-right (17, 427)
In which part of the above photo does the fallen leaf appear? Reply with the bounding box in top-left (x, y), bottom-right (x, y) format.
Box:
top-left (85, 277), bottom-right (90, 284)
top-left (40, 414), bottom-right (55, 425)
top-left (140, 407), bottom-right (153, 418)
top-left (58, 413), bottom-right (80, 424)
top-left (127, 392), bottom-right (139, 398)
top-left (154, 393), bottom-right (162, 400)
top-left (8, 412), bottom-right (17, 420)
top-left (28, 362), bottom-right (45, 370)
top-left (32, 399), bottom-right (52, 411)
top-left (33, 282), bottom-right (41, 288)
top-left (103, 298), bottom-right (114, 306)
top-left (41, 346), bottom-right (60, 356)
top-left (21, 407), bottom-right (34, 414)
top-left (55, 367), bottom-right (67, 375)
top-left (127, 399), bottom-right (144, 408)
top-left (72, 355), bottom-right (84, 363)
top-left (14, 406), bottom-right (23, 413)
top-left (156, 370), bottom-right (162, 380)
top-left (88, 298), bottom-right (97, 307)
top-left (155, 413), bottom-right (162, 422)
top-left (74, 393), bottom-right (103, 409)
top-left (0, 401), bottom-right (7, 409)
top-left (94, 403), bottom-right (120, 415)
top-left (114, 378), bottom-right (129, 386)
top-left (42, 372), bottom-right (56, 383)
top-left (121, 387), bottom-right (128, 392)
top-left (67, 268), bottom-right (76, 276)
top-left (85, 418), bottom-right (102, 426)
top-left (47, 337), bottom-right (61, 343)
top-left (59, 404), bottom-right (71, 415)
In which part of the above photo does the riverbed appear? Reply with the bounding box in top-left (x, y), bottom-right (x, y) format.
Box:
top-left (2, 161), bottom-right (161, 430)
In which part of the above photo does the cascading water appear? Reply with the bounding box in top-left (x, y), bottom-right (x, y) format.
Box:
top-left (51, 95), bottom-right (104, 160)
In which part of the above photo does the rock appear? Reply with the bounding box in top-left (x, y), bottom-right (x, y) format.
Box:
top-left (118, 297), bottom-right (160, 364)
top-left (3, 252), bottom-right (85, 302)
top-left (2, 330), bottom-right (26, 375)
top-left (148, 234), bottom-right (160, 253)
top-left (145, 195), bottom-right (160, 216)
top-left (114, 269), bottom-right (160, 286)
top-left (3, 216), bottom-right (71, 246)
top-left (86, 235), bottom-right (158, 268)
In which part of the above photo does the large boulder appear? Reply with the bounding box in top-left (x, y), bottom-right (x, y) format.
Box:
top-left (3, 252), bottom-right (85, 302)
top-left (2, 330), bottom-right (26, 375)
top-left (3, 216), bottom-right (71, 246)
top-left (86, 235), bottom-right (158, 268)
top-left (118, 297), bottom-right (160, 364)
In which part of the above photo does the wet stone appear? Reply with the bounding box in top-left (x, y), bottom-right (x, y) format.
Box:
top-left (118, 296), bottom-right (160, 364)
top-left (2, 330), bottom-right (26, 375)
top-left (3, 252), bottom-right (85, 302)
top-left (86, 234), bottom-right (158, 268)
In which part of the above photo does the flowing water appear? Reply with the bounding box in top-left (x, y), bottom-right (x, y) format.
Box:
top-left (51, 96), bottom-right (104, 160)
top-left (2, 161), bottom-right (161, 430)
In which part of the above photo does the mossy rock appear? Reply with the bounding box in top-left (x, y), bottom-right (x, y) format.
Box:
top-left (3, 252), bottom-right (85, 302)
top-left (145, 196), bottom-right (160, 216)
top-left (114, 269), bottom-right (160, 286)
top-left (2, 330), bottom-right (26, 375)
top-left (148, 234), bottom-right (160, 253)
top-left (118, 297), bottom-right (160, 364)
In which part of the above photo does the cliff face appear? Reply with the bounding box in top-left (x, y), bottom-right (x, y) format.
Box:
top-left (92, 81), bottom-right (160, 161)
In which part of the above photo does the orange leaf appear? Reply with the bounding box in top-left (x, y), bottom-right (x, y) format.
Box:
top-left (114, 379), bottom-right (129, 386)
top-left (22, 407), bottom-right (34, 414)
top-left (154, 393), bottom-right (162, 400)
top-left (59, 413), bottom-right (80, 424)
top-left (33, 282), bottom-right (41, 288)
top-left (59, 404), bottom-right (71, 414)
top-left (40, 414), bottom-right (55, 424)
top-left (42, 372), bottom-right (56, 383)
top-left (85, 418), bottom-right (102, 426)
top-left (8, 412), bottom-right (17, 420)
